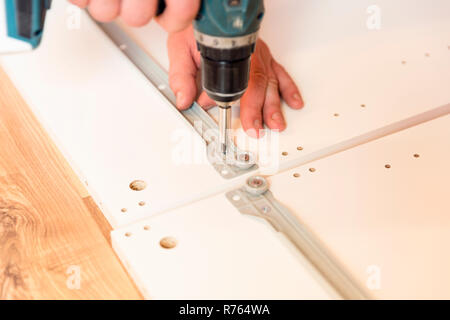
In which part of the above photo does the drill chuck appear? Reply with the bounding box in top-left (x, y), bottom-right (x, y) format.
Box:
top-left (197, 40), bottom-right (255, 103)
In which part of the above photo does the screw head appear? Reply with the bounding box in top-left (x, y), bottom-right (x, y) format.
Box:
top-left (261, 206), bottom-right (271, 214)
top-left (245, 176), bottom-right (269, 195)
top-left (235, 151), bottom-right (256, 170)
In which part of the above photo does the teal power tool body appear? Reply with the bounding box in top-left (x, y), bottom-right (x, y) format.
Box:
top-left (0, 0), bottom-right (52, 53)
top-left (192, 0), bottom-right (265, 156)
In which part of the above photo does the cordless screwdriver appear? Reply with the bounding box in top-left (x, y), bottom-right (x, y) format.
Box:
top-left (193, 0), bottom-right (265, 157)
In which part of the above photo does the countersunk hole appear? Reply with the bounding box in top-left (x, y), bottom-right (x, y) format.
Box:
top-left (293, 173), bottom-right (300, 178)
top-left (160, 237), bottom-right (177, 249)
top-left (143, 225), bottom-right (150, 231)
top-left (297, 146), bottom-right (303, 151)
top-left (121, 208), bottom-right (127, 213)
top-left (282, 151), bottom-right (288, 156)
top-left (125, 232), bottom-right (132, 237)
top-left (413, 153), bottom-right (420, 158)
top-left (232, 195), bottom-right (241, 201)
top-left (309, 168), bottom-right (316, 173)
top-left (129, 180), bottom-right (147, 191)
top-left (385, 164), bottom-right (391, 169)
top-left (139, 201), bottom-right (146, 206)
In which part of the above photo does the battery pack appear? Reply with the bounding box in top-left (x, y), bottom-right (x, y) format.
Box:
top-left (0, 0), bottom-right (51, 54)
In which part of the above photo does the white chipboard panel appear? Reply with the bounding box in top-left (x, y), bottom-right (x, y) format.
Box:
top-left (119, 0), bottom-right (450, 170)
top-left (111, 192), bottom-right (340, 300)
top-left (112, 114), bottom-right (450, 299)
top-left (269, 114), bottom-right (450, 299)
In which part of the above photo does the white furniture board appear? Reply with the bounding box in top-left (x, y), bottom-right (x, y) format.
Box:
top-left (1, 1), bottom-right (449, 229)
top-left (111, 192), bottom-right (340, 300)
top-left (119, 0), bottom-right (450, 171)
top-left (112, 114), bottom-right (450, 299)
top-left (269, 114), bottom-right (450, 299)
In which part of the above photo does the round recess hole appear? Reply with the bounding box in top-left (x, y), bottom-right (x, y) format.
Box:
top-left (129, 180), bottom-right (147, 191)
top-left (121, 208), bottom-right (127, 213)
top-left (413, 154), bottom-right (420, 158)
top-left (282, 152), bottom-right (288, 156)
top-left (385, 164), bottom-right (391, 169)
top-left (309, 168), bottom-right (316, 173)
top-left (160, 237), bottom-right (177, 249)
top-left (293, 173), bottom-right (300, 178)
top-left (125, 232), bottom-right (132, 237)
top-left (143, 225), bottom-right (150, 231)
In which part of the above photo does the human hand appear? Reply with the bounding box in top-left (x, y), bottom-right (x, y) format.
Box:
top-left (169, 26), bottom-right (304, 137)
top-left (69, 0), bottom-right (200, 31)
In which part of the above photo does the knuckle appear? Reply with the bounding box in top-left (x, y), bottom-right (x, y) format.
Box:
top-left (268, 77), bottom-right (279, 88)
top-left (251, 71), bottom-right (268, 87)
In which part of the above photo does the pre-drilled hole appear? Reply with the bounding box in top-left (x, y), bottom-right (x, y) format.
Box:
top-left (121, 208), bottom-right (127, 213)
top-left (297, 146), bottom-right (303, 151)
top-left (334, 113), bottom-right (340, 117)
top-left (361, 104), bottom-right (366, 108)
top-left (139, 201), bottom-right (146, 206)
top-left (129, 180), bottom-right (147, 191)
top-left (282, 152), bottom-right (288, 156)
top-left (385, 164), bottom-right (391, 169)
top-left (293, 173), bottom-right (300, 178)
top-left (125, 232), bottom-right (132, 237)
top-left (309, 168), bottom-right (316, 173)
top-left (160, 237), bottom-right (177, 249)
top-left (143, 225), bottom-right (150, 231)
top-left (401, 60), bottom-right (407, 65)
top-left (413, 154), bottom-right (420, 158)
top-left (425, 53), bottom-right (430, 57)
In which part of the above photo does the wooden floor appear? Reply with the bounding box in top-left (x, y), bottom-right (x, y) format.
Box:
top-left (0, 68), bottom-right (142, 299)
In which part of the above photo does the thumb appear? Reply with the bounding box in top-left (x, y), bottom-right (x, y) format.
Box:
top-left (168, 27), bottom-right (199, 110)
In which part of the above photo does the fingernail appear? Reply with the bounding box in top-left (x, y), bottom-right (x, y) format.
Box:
top-left (253, 119), bottom-right (266, 138)
top-left (254, 119), bottom-right (263, 130)
top-left (272, 112), bottom-right (285, 125)
top-left (293, 93), bottom-right (303, 108)
top-left (176, 92), bottom-right (185, 109)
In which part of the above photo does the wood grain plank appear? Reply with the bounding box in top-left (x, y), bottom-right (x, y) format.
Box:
top-left (0, 67), bottom-right (142, 299)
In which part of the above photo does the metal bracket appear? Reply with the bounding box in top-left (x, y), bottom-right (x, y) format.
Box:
top-left (226, 175), bottom-right (371, 300)
top-left (94, 20), bottom-right (258, 179)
